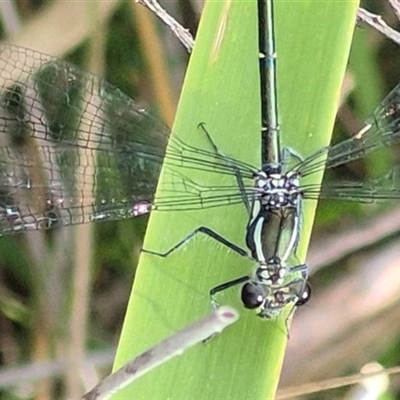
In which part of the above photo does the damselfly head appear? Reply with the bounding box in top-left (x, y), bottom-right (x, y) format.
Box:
top-left (241, 284), bottom-right (288, 319)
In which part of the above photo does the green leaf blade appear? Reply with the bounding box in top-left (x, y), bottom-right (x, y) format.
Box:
top-left (113, 1), bottom-right (359, 399)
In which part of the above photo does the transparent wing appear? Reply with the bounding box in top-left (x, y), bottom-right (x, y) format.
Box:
top-left (0, 45), bottom-right (257, 235)
top-left (301, 167), bottom-right (400, 202)
top-left (0, 44), bottom-right (169, 234)
top-left (294, 82), bottom-right (400, 177)
top-left (154, 170), bottom-right (256, 211)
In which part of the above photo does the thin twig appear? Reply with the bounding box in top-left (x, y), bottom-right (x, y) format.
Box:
top-left (136, 0), bottom-right (194, 52)
top-left (278, 363), bottom-right (395, 399)
top-left (82, 307), bottom-right (239, 400)
top-left (388, 0), bottom-right (400, 22)
top-left (357, 8), bottom-right (400, 45)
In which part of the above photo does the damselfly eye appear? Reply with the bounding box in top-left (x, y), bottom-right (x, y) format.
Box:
top-left (241, 283), bottom-right (264, 309)
top-left (296, 282), bottom-right (312, 306)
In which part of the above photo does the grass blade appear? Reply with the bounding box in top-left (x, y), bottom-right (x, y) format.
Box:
top-left (113, 1), bottom-right (359, 399)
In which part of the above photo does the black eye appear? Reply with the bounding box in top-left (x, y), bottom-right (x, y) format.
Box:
top-left (296, 282), bottom-right (311, 306)
top-left (241, 283), bottom-right (264, 309)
